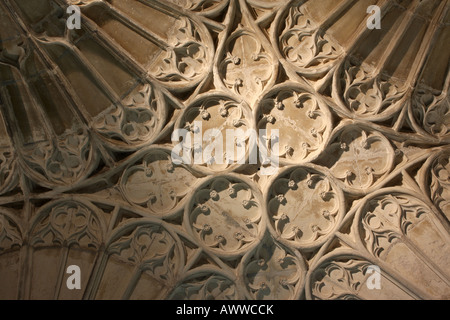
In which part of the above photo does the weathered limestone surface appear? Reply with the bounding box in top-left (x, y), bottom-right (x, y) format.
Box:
top-left (0, 0), bottom-right (449, 300)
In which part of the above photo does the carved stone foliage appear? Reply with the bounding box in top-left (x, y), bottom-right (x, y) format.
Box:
top-left (412, 87), bottom-right (450, 140)
top-left (30, 199), bottom-right (103, 249)
top-left (309, 258), bottom-right (378, 300)
top-left (334, 58), bottom-right (407, 118)
top-left (93, 83), bottom-right (166, 149)
top-left (152, 16), bottom-right (211, 89)
top-left (120, 148), bottom-right (197, 217)
top-left (175, 94), bottom-right (253, 173)
top-left (0, 0), bottom-right (449, 300)
top-left (318, 125), bottom-right (395, 193)
top-left (21, 129), bottom-right (96, 187)
top-left (218, 25), bottom-right (277, 105)
top-left (185, 175), bottom-right (263, 257)
top-left (267, 165), bottom-right (344, 249)
top-left (278, 3), bottom-right (343, 78)
top-left (0, 212), bottom-right (22, 253)
top-left (99, 221), bottom-right (183, 299)
top-left (425, 151), bottom-right (450, 221)
top-left (242, 235), bottom-right (306, 300)
top-left (168, 272), bottom-right (239, 300)
top-left (256, 83), bottom-right (332, 164)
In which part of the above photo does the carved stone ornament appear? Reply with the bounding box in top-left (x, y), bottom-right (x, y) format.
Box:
top-left (0, 0), bottom-right (449, 300)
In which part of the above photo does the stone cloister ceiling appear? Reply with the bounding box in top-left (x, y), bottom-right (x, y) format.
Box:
top-left (0, 0), bottom-right (449, 300)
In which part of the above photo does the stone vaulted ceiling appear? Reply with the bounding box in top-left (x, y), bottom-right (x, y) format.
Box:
top-left (0, 0), bottom-right (449, 300)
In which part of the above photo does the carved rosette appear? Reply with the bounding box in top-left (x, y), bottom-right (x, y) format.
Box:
top-left (266, 165), bottom-right (344, 250)
top-left (185, 176), bottom-right (264, 257)
top-left (241, 235), bottom-right (306, 300)
top-left (218, 25), bottom-right (277, 106)
top-left (175, 94), bottom-right (253, 174)
top-left (256, 83), bottom-right (332, 165)
top-left (318, 125), bottom-right (395, 193)
top-left (120, 148), bottom-right (198, 217)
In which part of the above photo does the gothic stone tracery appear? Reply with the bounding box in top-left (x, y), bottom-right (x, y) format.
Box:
top-left (0, 0), bottom-right (449, 300)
